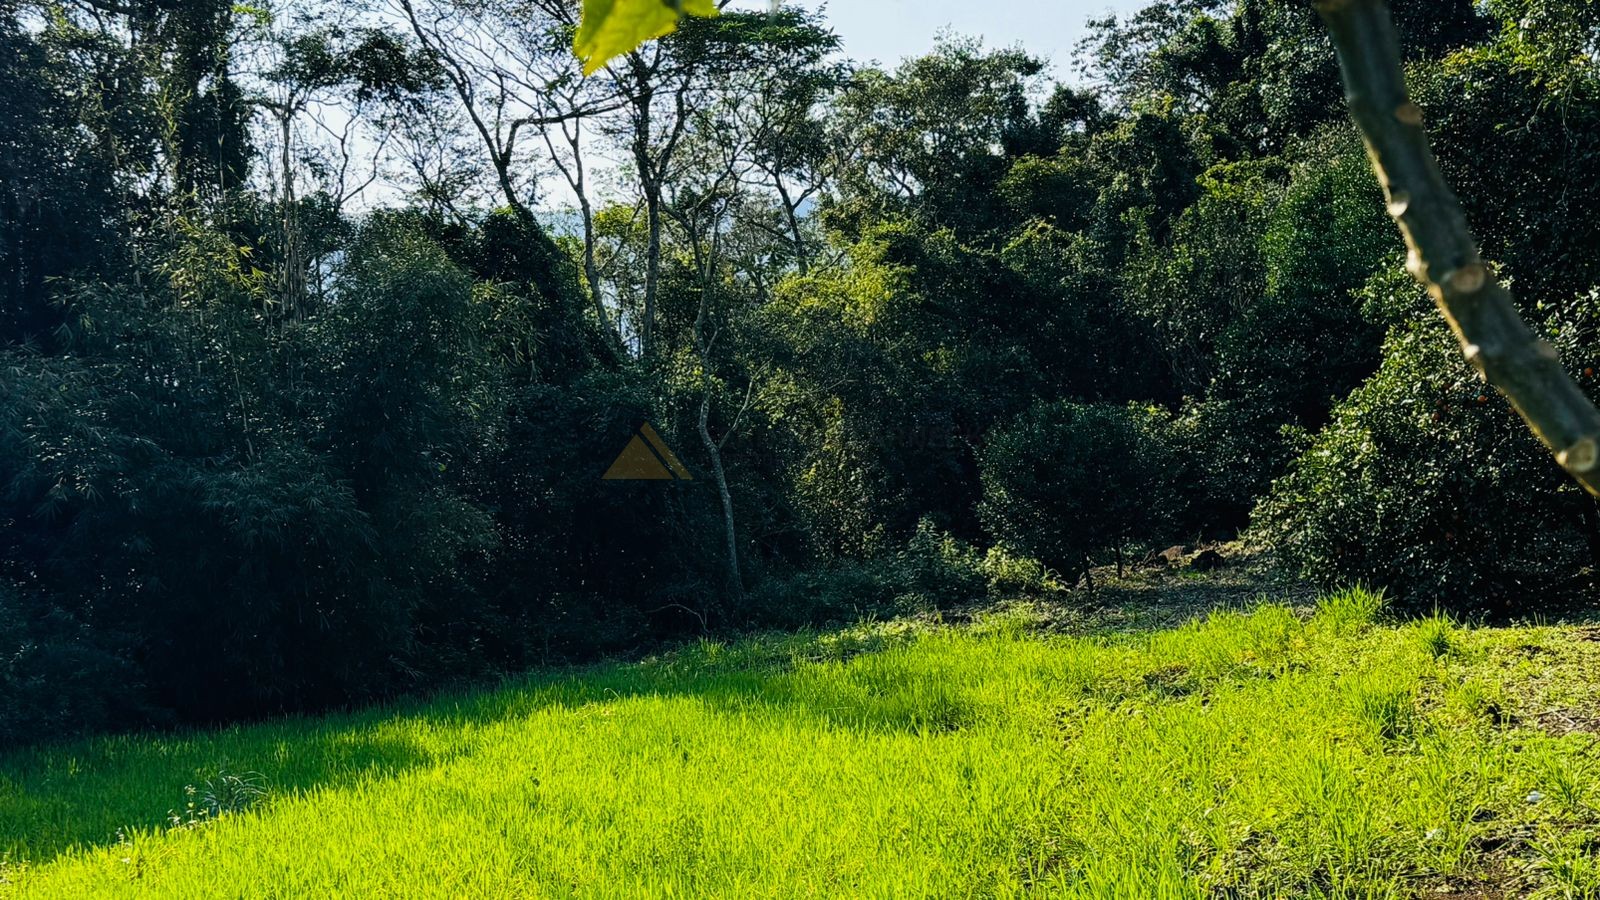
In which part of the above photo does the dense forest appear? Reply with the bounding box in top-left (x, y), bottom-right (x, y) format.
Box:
top-left (4, 0), bottom-right (1600, 747)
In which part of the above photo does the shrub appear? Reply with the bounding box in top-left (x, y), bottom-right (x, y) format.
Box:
top-left (748, 564), bottom-right (902, 630)
top-left (1256, 284), bottom-right (1600, 615)
top-left (0, 583), bottom-right (150, 749)
top-left (980, 546), bottom-right (1068, 597)
top-left (980, 401), bottom-right (1177, 583)
top-left (892, 519), bottom-right (988, 605)
top-left (750, 521), bottom-right (998, 628)
top-left (1168, 397), bottom-right (1302, 536)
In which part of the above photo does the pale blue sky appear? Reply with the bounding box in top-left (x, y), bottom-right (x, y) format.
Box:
top-left (739, 0), bottom-right (1152, 76)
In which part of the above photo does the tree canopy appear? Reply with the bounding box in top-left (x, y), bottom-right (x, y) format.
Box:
top-left (7, 0), bottom-right (1600, 747)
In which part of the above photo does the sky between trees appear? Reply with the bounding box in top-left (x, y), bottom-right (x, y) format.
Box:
top-left (744, 0), bottom-right (1147, 76)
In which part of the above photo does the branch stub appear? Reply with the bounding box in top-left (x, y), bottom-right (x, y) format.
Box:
top-left (1559, 437), bottom-right (1600, 474)
top-left (1394, 103), bottom-right (1424, 126)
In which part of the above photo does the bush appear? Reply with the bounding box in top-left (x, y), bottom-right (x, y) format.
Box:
top-left (1256, 287), bottom-right (1600, 615)
top-left (980, 545), bottom-right (1068, 597)
top-left (0, 584), bottom-right (151, 748)
top-left (750, 521), bottom-right (1002, 628)
top-left (892, 519), bottom-right (988, 604)
top-left (980, 401), bottom-right (1177, 582)
top-left (1167, 397), bottom-right (1302, 536)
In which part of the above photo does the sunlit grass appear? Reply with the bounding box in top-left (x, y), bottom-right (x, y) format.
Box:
top-left (4, 590), bottom-right (1600, 897)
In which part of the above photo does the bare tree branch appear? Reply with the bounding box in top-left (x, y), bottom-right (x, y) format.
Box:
top-left (1317, 0), bottom-right (1600, 495)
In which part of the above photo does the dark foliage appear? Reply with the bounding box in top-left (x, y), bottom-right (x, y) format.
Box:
top-left (5, 0), bottom-right (1600, 746)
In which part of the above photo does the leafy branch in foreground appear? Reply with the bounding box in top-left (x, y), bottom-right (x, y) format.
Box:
top-left (575, 0), bottom-right (717, 74)
top-left (1316, 0), bottom-right (1600, 496)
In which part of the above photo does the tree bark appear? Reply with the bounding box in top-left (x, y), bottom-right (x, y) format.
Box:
top-left (1316, 0), bottom-right (1600, 496)
top-left (1578, 494), bottom-right (1600, 572)
top-left (699, 388), bottom-right (744, 601)
top-left (774, 178), bottom-right (809, 276)
top-left (626, 58), bottom-right (663, 358)
top-left (641, 183), bottom-right (662, 354)
top-left (547, 119), bottom-right (615, 340)
top-left (578, 193), bottom-right (609, 335)
top-left (689, 224), bottom-right (745, 602)
top-left (276, 110), bottom-right (304, 321)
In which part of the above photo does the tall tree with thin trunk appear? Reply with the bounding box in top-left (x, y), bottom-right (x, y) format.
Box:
top-left (396, 0), bottom-right (611, 336)
top-left (663, 105), bottom-right (756, 602)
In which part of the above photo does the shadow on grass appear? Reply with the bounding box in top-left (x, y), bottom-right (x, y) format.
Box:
top-left (951, 551), bottom-right (1315, 637)
top-left (0, 722), bottom-right (443, 862)
top-left (0, 576), bottom-right (1275, 866)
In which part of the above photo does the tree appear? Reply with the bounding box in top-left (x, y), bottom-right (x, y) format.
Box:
top-left (980, 402), bottom-right (1175, 587)
top-left (247, 14), bottom-right (433, 318)
top-left (651, 17), bottom-right (840, 598)
top-left (0, 13), bottom-right (119, 343)
top-left (397, 0), bottom-right (600, 329)
top-left (831, 39), bottom-right (1049, 237)
top-left (714, 9), bottom-right (846, 275)
top-left (396, 0), bottom-right (627, 339)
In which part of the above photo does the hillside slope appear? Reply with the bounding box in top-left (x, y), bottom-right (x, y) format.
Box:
top-left (4, 588), bottom-right (1600, 898)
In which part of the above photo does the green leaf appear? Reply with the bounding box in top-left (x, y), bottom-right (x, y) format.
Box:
top-left (574, 0), bottom-right (717, 75)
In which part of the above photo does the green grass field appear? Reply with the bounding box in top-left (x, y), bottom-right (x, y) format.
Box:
top-left (5, 588), bottom-right (1600, 898)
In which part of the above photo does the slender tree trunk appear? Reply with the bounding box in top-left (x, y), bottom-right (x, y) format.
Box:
top-left (579, 193), bottom-right (610, 334)
top-left (552, 118), bottom-right (617, 342)
top-left (642, 185), bottom-right (662, 355)
top-left (1578, 496), bottom-right (1600, 572)
top-left (277, 111), bottom-right (304, 321)
top-left (493, 152), bottom-right (528, 221)
top-left (774, 179), bottom-right (809, 276)
top-left (699, 389), bottom-right (744, 601)
top-left (688, 223), bottom-right (743, 601)
top-left (628, 70), bottom-right (662, 358)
